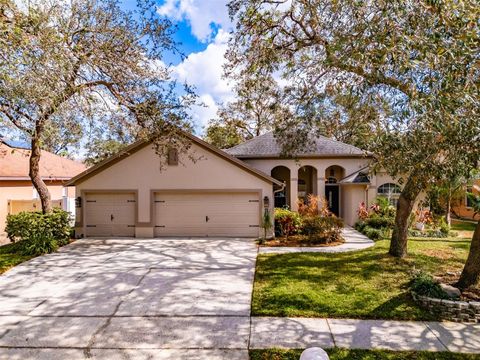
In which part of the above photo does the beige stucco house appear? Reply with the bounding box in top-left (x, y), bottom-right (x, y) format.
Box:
top-left (0, 139), bottom-right (86, 243)
top-left (452, 179), bottom-right (480, 220)
top-left (68, 131), bottom-right (403, 238)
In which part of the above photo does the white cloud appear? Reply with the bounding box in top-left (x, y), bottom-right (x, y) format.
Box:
top-left (157, 0), bottom-right (232, 42)
top-left (189, 94), bottom-right (219, 129)
top-left (171, 30), bottom-right (234, 132)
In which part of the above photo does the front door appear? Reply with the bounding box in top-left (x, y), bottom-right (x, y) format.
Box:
top-left (325, 185), bottom-right (340, 216)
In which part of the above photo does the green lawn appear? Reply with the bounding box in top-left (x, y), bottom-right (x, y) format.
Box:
top-left (0, 242), bottom-right (33, 274)
top-left (451, 220), bottom-right (477, 232)
top-left (250, 349), bottom-right (480, 360)
top-left (253, 237), bottom-right (472, 320)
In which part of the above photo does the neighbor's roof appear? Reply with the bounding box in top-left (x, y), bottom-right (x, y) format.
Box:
top-left (225, 132), bottom-right (367, 158)
top-left (66, 131), bottom-right (283, 187)
top-left (0, 140), bottom-right (86, 181)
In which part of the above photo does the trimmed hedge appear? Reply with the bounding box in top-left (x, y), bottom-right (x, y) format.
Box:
top-left (6, 209), bottom-right (72, 255)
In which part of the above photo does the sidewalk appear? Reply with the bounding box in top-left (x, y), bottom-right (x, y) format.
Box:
top-left (250, 317), bottom-right (480, 354)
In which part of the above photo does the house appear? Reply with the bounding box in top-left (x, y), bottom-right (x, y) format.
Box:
top-left (67, 131), bottom-right (402, 238)
top-left (0, 139), bottom-right (86, 243)
top-left (225, 132), bottom-right (400, 226)
top-left (452, 179), bottom-right (480, 220)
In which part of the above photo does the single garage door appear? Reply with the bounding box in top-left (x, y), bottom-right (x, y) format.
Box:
top-left (85, 193), bottom-right (136, 237)
top-left (154, 192), bottom-right (260, 237)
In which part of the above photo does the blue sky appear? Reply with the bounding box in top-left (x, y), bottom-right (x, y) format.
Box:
top-left (144, 0), bottom-right (235, 134)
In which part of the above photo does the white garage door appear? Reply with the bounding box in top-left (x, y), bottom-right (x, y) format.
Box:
top-left (85, 193), bottom-right (136, 237)
top-left (154, 192), bottom-right (260, 237)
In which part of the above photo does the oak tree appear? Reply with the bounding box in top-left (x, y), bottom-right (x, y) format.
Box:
top-left (0, 0), bottom-right (195, 212)
top-left (226, 0), bottom-right (479, 259)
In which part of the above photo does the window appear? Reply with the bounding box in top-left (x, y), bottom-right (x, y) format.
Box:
top-left (378, 183), bottom-right (401, 206)
top-left (466, 186), bottom-right (474, 208)
top-left (167, 148), bottom-right (178, 166)
top-left (377, 183), bottom-right (401, 195)
top-left (326, 177), bottom-right (337, 184)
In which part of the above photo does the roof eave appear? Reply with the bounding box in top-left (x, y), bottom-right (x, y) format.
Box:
top-left (67, 132), bottom-right (283, 187)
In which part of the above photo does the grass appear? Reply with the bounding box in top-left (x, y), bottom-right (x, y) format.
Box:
top-left (451, 220), bottom-right (477, 232)
top-left (250, 349), bottom-right (480, 360)
top-left (252, 236), bottom-right (473, 320)
top-left (0, 242), bottom-right (33, 274)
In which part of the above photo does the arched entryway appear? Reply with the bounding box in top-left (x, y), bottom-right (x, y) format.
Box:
top-left (298, 166), bottom-right (317, 204)
top-left (324, 165), bottom-right (345, 216)
top-left (271, 166), bottom-right (290, 208)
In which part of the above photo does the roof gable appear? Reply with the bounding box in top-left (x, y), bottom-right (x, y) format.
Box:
top-left (225, 132), bottom-right (367, 158)
top-left (66, 132), bottom-right (283, 186)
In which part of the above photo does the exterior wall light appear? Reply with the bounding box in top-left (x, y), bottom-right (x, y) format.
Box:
top-left (263, 196), bottom-right (270, 209)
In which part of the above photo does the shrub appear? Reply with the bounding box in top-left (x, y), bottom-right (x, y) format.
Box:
top-left (354, 221), bottom-right (367, 232)
top-left (437, 217), bottom-right (450, 235)
top-left (301, 215), bottom-right (344, 244)
top-left (6, 208), bottom-right (72, 246)
top-left (364, 226), bottom-right (383, 240)
top-left (365, 216), bottom-right (394, 229)
top-left (298, 194), bottom-right (330, 217)
top-left (18, 229), bottom-right (58, 256)
top-left (274, 208), bottom-right (302, 239)
top-left (410, 272), bottom-right (453, 299)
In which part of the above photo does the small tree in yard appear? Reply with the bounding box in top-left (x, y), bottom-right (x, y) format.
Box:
top-left (225, 0), bottom-right (479, 258)
top-left (0, 0), bottom-right (196, 213)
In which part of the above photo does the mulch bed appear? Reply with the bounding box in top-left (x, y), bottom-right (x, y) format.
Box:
top-left (262, 235), bottom-right (345, 247)
top-left (436, 272), bottom-right (480, 301)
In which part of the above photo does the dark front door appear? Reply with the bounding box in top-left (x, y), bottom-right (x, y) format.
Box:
top-left (325, 185), bottom-right (340, 216)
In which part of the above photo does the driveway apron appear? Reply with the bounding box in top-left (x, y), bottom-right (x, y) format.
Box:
top-left (0, 238), bottom-right (257, 359)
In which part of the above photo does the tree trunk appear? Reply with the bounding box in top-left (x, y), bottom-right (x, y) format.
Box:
top-left (445, 189), bottom-right (452, 226)
top-left (457, 220), bottom-right (480, 289)
top-left (29, 134), bottom-right (52, 213)
top-left (389, 175), bottom-right (423, 258)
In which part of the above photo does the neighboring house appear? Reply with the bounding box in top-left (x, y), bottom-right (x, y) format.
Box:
top-left (67, 131), bottom-right (402, 239)
top-left (0, 139), bottom-right (86, 242)
top-left (452, 179), bottom-right (480, 220)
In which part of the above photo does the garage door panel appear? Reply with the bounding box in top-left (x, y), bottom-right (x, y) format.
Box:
top-left (85, 193), bottom-right (136, 237)
top-left (154, 192), bottom-right (260, 237)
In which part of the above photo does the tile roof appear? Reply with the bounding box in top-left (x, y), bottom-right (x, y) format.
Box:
top-left (0, 142), bottom-right (86, 180)
top-left (225, 132), bottom-right (366, 158)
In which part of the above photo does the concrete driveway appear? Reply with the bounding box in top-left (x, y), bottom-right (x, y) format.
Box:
top-left (0, 238), bottom-right (257, 359)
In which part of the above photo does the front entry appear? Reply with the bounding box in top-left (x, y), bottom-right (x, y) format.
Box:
top-left (325, 185), bottom-right (340, 216)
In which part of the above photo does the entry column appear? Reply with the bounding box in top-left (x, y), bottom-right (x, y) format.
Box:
top-left (317, 176), bottom-right (326, 200)
top-left (290, 177), bottom-right (298, 211)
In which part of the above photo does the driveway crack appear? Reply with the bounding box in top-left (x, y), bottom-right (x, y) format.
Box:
top-left (83, 268), bottom-right (152, 358)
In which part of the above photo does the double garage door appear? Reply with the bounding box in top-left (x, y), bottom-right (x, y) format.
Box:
top-left (84, 191), bottom-right (260, 237)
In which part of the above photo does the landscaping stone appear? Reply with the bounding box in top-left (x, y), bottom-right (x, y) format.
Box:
top-left (439, 283), bottom-right (461, 298)
top-left (412, 292), bottom-right (480, 323)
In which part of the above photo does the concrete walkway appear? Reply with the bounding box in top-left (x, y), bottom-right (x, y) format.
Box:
top-left (251, 317), bottom-right (480, 354)
top-left (259, 226), bottom-right (374, 254)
